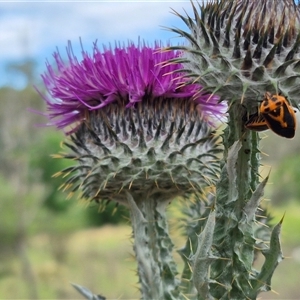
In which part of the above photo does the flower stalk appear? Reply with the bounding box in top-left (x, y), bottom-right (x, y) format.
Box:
top-left (127, 192), bottom-right (180, 300)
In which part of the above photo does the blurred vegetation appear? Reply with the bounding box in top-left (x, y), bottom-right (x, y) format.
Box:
top-left (0, 60), bottom-right (300, 299)
top-left (0, 60), bottom-right (130, 299)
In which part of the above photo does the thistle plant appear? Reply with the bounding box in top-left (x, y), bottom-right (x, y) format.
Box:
top-left (165, 0), bottom-right (300, 298)
top-left (38, 41), bottom-right (226, 299)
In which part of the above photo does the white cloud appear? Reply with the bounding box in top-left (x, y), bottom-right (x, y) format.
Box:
top-left (0, 1), bottom-right (193, 61)
top-left (0, 14), bottom-right (36, 59)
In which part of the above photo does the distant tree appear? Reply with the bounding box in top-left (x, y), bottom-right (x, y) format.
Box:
top-left (29, 131), bottom-right (73, 213)
top-left (0, 82), bottom-right (43, 299)
top-left (5, 59), bottom-right (37, 87)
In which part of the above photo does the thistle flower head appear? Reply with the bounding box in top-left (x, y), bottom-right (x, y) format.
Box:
top-left (40, 40), bottom-right (226, 133)
top-left (39, 40), bottom-right (226, 205)
top-left (167, 0), bottom-right (300, 110)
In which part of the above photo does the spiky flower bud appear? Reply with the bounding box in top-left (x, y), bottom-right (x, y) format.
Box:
top-left (168, 0), bottom-right (300, 109)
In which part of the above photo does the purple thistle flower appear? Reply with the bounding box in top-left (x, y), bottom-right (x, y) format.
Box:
top-left (37, 39), bottom-right (226, 205)
top-left (39, 40), bottom-right (226, 134)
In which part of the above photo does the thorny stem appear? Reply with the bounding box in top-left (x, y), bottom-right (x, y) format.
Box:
top-left (211, 101), bottom-right (262, 299)
top-left (127, 192), bottom-right (181, 300)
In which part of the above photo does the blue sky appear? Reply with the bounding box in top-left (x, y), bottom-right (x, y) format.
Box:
top-left (1, 1), bottom-right (198, 89)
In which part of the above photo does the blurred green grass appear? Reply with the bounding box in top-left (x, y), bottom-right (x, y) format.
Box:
top-left (0, 225), bottom-right (139, 299)
top-left (1, 202), bottom-right (300, 299)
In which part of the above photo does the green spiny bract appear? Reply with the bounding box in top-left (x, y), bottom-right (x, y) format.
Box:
top-left (177, 194), bottom-right (215, 298)
top-left (167, 0), bottom-right (300, 111)
top-left (56, 99), bottom-right (221, 206)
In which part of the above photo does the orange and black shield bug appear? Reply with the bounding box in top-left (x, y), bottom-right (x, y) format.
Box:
top-left (245, 92), bottom-right (297, 139)
top-left (260, 92), bottom-right (296, 138)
